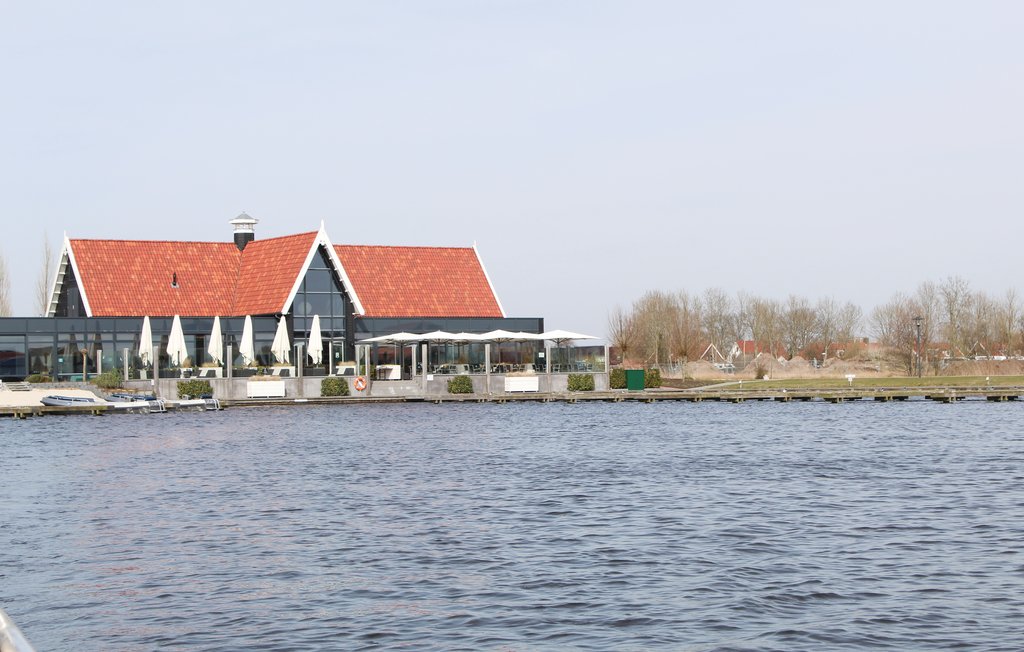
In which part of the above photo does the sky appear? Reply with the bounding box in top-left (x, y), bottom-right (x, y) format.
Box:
top-left (2, 1), bottom-right (1022, 338)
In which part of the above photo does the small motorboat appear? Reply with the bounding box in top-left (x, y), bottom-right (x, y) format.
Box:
top-left (40, 395), bottom-right (98, 407)
top-left (110, 392), bottom-right (158, 402)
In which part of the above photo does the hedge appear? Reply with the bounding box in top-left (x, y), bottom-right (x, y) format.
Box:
top-left (644, 368), bottom-right (662, 388)
top-left (447, 375), bottom-right (474, 394)
top-left (177, 379), bottom-right (213, 399)
top-left (25, 374), bottom-right (50, 383)
top-left (92, 370), bottom-right (123, 390)
top-left (321, 377), bottom-right (350, 397)
top-left (567, 373), bottom-right (595, 391)
top-left (609, 368), bottom-right (626, 389)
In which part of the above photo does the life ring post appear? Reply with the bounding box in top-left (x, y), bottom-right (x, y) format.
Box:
top-left (354, 376), bottom-right (367, 392)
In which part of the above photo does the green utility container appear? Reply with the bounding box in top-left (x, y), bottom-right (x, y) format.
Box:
top-left (625, 369), bottom-right (645, 391)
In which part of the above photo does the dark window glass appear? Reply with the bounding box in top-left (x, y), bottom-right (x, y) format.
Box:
top-left (309, 250), bottom-right (329, 269)
top-left (305, 269), bottom-right (332, 292)
top-left (307, 294), bottom-right (331, 317)
top-left (0, 335), bottom-right (27, 378)
top-left (331, 293), bottom-right (346, 317)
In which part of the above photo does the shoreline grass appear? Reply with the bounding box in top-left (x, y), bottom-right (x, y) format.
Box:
top-left (720, 375), bottom-right (1024, 391)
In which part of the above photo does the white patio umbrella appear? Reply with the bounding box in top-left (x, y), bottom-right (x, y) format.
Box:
top-left (541, 330), bottom-right (598, 371)
top-left (481, 329), bottom-right (520, 367)
top-left (450, 332), bottom-right (485, 342)
top-left (479, 329), bottom-right (519, 342)
top-left (138, 316), bottom-right (154, 368)
top-left (357, 332), bottom-right (421, 344)
top-left (239, 315), bottom-right (256, 366)
top-left (271, 316), bottom-right (290, 364)
top-left (540, 329), bottom-right (599, 344)
top-left (308, 314), bottom-right (324, 365)
top-left (166, 315), bottom-right (189, 367)
top-left (207, 316), bottom-right (224, 365)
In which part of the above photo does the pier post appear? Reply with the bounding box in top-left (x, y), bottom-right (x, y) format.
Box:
top-left (485, 343), bottom-right (491, 395)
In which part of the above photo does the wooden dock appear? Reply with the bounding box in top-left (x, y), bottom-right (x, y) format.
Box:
top-left (7, 386), bottom-right (1022, 416)
top-left (218, 385), bottom-right (1024, 408)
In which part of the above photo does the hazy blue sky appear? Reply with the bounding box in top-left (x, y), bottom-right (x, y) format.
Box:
top-left (2, 2), bottom-right (1022, 338)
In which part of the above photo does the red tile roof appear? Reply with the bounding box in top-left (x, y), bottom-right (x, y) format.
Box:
top-left (67, 232), bottom-right (504, 319)
top-left (233, 232), bottom-right (317, 315)
top-left (70, 239), bottom-right (242, 317)
top-left (334, 245), bottom-right (503, 318)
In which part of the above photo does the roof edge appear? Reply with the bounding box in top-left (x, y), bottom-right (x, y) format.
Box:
top-left (474, 242), bottom-right (506, 318)
top-left (280, 224), bottom-right (366, 316)
top-left (64, 235), bottom-right (93, 317)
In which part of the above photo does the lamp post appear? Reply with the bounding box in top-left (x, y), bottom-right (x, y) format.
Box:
top-left (913, 315), bottom-right (923, 378)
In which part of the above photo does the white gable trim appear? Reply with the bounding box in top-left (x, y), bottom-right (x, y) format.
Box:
top-left (280, 223), bottom-right (366, 316)
top-left (48, 235), bottom-right (93, 317)
top-left (474, 242), bottom-right (506, 318)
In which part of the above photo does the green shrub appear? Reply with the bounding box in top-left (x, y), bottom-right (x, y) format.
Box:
top-left (610, 368), bottom-right (626, 389)
top-left (321, 377), bottom-right (350, 397)
top-left (25, 374), bottom-right (50, 383)
top-left (567, 373), bottom-right (594, 391)
top-left (92, 369), bottom-right (123, 389)
top-left (644, 368), bottom-right (662, 388)
top-left (177, 379), bottom-right (213, 399)
top-left (447, 375), bottom-right (474, 394)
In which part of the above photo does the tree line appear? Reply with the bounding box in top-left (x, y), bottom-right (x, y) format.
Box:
top-left (0, 234), bottom-right (53, 318)
top-left (609, 277), bottom-right (1024, 373)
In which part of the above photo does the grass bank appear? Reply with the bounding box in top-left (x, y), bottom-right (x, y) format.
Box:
top-left (726, 375), bottom-right (1024, 391)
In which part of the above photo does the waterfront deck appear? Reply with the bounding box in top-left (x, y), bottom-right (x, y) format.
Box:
top-left (6, 385), bottom-right (1022, 417)
top-left (218, 385), bottom-right (1024, 408)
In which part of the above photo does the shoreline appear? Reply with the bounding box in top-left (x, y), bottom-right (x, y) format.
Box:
top-left (4, 381), bottom-right (1023, 415)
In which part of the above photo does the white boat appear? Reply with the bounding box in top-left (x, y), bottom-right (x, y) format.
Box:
top-left (40, 395), bottom-right (98, 407)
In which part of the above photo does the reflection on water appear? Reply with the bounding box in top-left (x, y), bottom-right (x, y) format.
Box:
top-left (3, 401), bottom-right (1024, 650)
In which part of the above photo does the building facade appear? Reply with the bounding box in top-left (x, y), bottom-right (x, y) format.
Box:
top-left (0, 217), bottom-right (542, 380)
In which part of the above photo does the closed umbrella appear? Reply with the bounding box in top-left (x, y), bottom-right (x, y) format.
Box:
top-left (166, 315), bottom-right (189, 367)
top-left (138, 316), bottom-right (153, 368)
top-left (207, 316), bottom-right (224, 365)
top-left (308, 314), bottom-right (323, 365)
top-left (271, 316), bottom-right (290, 364)
top-left (239, 315), bottom-right (256, 366)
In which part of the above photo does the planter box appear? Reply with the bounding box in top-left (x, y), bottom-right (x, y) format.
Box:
top-left (505, 376), bottom-right (539, 392)
top-left (247, 380), bottom-right (286, 398)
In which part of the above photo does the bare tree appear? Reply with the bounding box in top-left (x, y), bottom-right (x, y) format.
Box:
top-left (702, 287), bottom-right (736, 360)
top-left (631, 290), bottom-right (675, 365)
top-left (815, 297), bottom-right (839, 361)
top-left (0, 250), bottom-right (11, 317)
top-left (835, 301), bottom-right (863, 346)
top-left (871, 292), bottom-right (919, 373)
top-left (998, 289), bottom-right (1021, 356)
top-left (36, 233), bottom-right (54, 316)
top-left (915, 281), bottom-right (941, 368)
top-left (940, 276), bottom-right (972, 357)
top-left (667, 291), bottom-right (704, 362)
top-left (782, 294), bottom-right (816, 358)
top-left (607, 305), bottom-right (636, 365)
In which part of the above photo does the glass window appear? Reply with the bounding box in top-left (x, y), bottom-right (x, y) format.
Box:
top-left (28, 336), bottom-right (54, 376)
top-left (304, 269), bottom-right (332, 293)
top-left (0, 335), bottom-right (27, 379)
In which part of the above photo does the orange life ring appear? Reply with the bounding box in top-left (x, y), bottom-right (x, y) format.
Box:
top-left (354, 376), bottom-right (367, 391)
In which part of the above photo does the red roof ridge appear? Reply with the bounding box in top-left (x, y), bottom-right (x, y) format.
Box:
top-left (242, 230), bottom-right (318, 244)
top-left (335, 243), bottom-right (475, 251)
top-left (69, 237), bottom-right (239, 246)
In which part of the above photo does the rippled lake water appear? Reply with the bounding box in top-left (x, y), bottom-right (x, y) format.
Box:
top-left (3, 400), bottom-right (1024, 651)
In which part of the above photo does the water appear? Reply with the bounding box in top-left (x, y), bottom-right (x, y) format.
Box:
top-left (3, 400), bottom-right (1024, 651)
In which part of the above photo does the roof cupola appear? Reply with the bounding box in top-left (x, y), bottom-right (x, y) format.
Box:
top-left (230, 212), bottom-right (259, 251)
